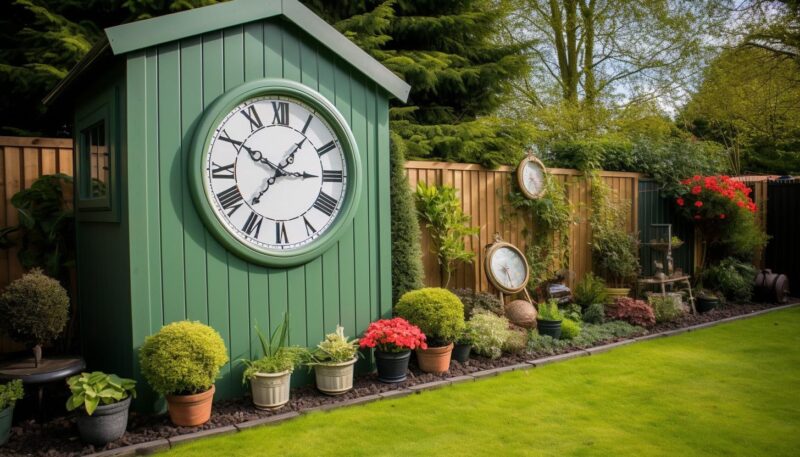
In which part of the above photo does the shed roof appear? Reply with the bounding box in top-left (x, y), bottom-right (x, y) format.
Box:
top-left (44, 0), bottom-right (410, 105)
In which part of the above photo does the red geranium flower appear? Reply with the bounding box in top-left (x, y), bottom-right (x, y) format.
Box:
top-left (691, 186), bottom-right (702, 195)
top-left (359, 318), bottom-right (427, 352)
top-left (719, 214), bottom-right (726, 219)
top-left (694, 200), bottom-right (703, 207)
top-left (676, 198), bottom-right (685, 206)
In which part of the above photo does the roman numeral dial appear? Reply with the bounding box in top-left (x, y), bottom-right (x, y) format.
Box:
top-left (204, 95), bottom-right (349, 254)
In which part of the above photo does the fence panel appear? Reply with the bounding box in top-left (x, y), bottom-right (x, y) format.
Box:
top-left (0, 136), bottom-right (74, 353)
top-left (637, 180), bottom-right (695, 277)
top-left (406, 161), bottom-right (641, 293)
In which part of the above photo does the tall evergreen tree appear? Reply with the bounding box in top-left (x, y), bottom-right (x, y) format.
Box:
top-left (308, 0), bottom-right (533, 167)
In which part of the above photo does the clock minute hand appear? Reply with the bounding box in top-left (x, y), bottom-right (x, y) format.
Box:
top-left (278, 138), bottom-right (307, 169)
top-left (282, 170), bottom-right (318, 179)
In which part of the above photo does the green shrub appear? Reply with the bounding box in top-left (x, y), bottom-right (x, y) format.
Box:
top-left (0, 268), bottom-right (69, 347)
top-left (415, 183), bottom-right (479, 287)
top-left (395, 288), bottom-right (466, 345)
top-left (390, 134), bottom-right (424, 303)
top-left (451, 288), bottom-right (504, 318)
top-left (582, 303), bottom-right (606, 324)
top-left (503, 329), bottom-right (528, 354)
top-left (139, 321), bottom-right (228, 395)
top-left (590, 177), bottom-right (639, 287)
top-left (701, 258), bottom-right (756, 302)
top-left (561, 303), bottom-right (582, 322)
top-left (573, 273), bottom-right (608, 308)
top-left (648, 295), bottom-right (683, 323)
top-left (537, 299), bottom-right (563, 321)
top-left (560, 318), bottom-right (581, 340)
top-left (467, 312), bottom-right (512, 359)
top-left (66, 372), bottom-right (136, 416)
top-left (0, 379), bottom-right (24, 410)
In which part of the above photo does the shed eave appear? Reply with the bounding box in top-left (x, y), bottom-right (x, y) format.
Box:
top-left (42, 39), bottom-right (111, 106)
top-left (104, 0), bottom-right (410, 101)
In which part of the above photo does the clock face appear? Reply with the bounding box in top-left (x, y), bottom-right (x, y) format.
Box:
top-left (518, 157), bottom-right (547, 199)
top-left (488, 245), bottom-right (528, 292)
top-left (204, 95), bottom-right (347, 252)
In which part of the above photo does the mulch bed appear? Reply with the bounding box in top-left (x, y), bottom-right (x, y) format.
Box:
top-left (0, 300), bottom-right (791, 457)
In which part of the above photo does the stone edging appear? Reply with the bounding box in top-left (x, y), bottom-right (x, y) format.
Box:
top-left (89, 302), bottom-right (799, 457)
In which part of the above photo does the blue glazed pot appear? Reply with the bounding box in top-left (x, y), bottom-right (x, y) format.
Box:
top-left (0, 405), bottom-right (13, 446)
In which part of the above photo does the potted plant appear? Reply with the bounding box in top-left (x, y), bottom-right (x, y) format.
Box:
top-left (452, 327), bottom-right (475, 363)
top-left (139, 321), bottom-right (228, 426)
top-left (537, 299), bottom-right (563, 339)
top-left (589, 177), bottom-right (639, 302)
top-left (241, 314), bottom-right (308, 410)
top-left (306, 325), bottom-right (360, 396)
top-left (0, 269), bottom-right (69, 367)
top-left (695, 290), bottom-right (721, 314)
top-left (394, 288), bottom-right (466, 374)
top-left (359, 318), bottom-right (426, 383)
top-left (66, 372), bottom-right (136, 445)
top-left (0, 380), bottom-right (23, 446)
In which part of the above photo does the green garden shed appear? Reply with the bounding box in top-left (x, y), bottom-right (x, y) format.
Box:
top-left (44, 0), bottom-right (410, 407)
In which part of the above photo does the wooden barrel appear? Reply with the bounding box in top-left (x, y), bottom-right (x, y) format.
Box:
top-left (753, 269), bottom-right (790, 303)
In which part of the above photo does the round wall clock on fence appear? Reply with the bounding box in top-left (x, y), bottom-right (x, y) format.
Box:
top-left (190, 79), bottom-right (362, 267)
top-left (517, 153), bottom-right (548, 199)
top-left (484, 234), bottom-right (532, 302)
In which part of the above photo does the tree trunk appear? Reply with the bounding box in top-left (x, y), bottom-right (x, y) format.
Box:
top-left (580, 0), bottom-right (597, 105)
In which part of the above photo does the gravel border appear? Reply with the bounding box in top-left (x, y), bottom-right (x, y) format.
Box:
top-left (3, 302), bottom-right (795, 457)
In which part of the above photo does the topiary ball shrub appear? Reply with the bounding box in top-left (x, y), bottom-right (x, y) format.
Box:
top-left (582, 303), bottom-right (606, 324)
top-left (467, 312), bottom-right (511, 359)
top-left (606, 297), bottom-right (656, 328)
top-left (395, 288), bottom-right (465, 346)
top-left (0, 268), bottom-right (69, 347)
top-left (560, 318), bottom-right (582, 340)
top-left (139, 321), bottom-right (228, 396)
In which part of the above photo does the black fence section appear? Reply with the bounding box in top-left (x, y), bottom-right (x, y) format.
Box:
top-left (637, 180), bottom-right (695, 277)
top-left (765, 180), bottom-right (800, 289)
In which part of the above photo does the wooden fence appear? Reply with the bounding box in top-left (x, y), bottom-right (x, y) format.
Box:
top-left (0, 136), bottom-right (74, 353)
top-left (405, 161), bottom-right (641, 292)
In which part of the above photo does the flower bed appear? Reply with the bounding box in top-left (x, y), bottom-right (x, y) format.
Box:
top-left (0, 301), bottom-right (791, 457)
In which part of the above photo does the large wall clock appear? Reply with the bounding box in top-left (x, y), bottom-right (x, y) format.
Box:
top-left (190, 79), bottom-right (362, 267)
top-left (517, 153), bottom-right (548, 199)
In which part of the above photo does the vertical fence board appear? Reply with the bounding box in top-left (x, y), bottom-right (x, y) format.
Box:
top-left (0, 137), bottom-right (74, 353)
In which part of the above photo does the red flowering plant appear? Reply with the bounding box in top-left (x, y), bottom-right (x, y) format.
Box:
top-left (359, 318), bottom-right (427, 353)
top-left (675, 175), bottom-right (766, 264)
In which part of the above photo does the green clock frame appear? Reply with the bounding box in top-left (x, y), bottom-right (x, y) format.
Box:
top-left (189, 79), bottom-right (363, 267)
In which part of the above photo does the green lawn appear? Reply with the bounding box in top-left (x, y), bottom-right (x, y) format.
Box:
top-left (164, 308), bottom-right (800, 456)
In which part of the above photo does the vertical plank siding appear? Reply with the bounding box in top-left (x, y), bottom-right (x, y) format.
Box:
top-left (125, 20), bottom-right (391, 398)
top-left (0, 137), bottom-right (74, 353)
top-left (406, 162), bottom-right (642, 291)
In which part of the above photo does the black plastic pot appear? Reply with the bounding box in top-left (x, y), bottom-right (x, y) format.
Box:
top-left (76, 396), bottom-right (131, 445)
top-left (374, 349), bottom-right (411, 383)
top-left (537, 319), bottom-right (563, 339)
top-left (452, 343), bottom-right (472, 363)
top-left (695, 296), bottom-right (720, 314)
top-left (0, 405), bottom-right (13, 446)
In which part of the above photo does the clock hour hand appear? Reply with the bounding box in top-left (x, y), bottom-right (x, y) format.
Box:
top-left (241, 144), bottom-right (265, 163)
top-left (252, 169), bottom-right (285, 204)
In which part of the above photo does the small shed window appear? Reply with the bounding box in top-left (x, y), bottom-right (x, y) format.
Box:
top-left (80, 121), bottom-right (109, 200)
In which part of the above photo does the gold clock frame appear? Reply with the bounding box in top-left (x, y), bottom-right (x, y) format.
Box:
top-left (517, 154), bottom-right (548, 200)
top-left (484, 234), bottom-right (533, 305)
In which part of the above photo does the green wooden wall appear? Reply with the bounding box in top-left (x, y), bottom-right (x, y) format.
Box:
top-left (121, 18), bottom-right (393, 403)
top-left (638, 180), bottom-right (695, 277)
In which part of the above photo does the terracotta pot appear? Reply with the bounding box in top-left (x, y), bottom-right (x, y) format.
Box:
top-left (416, 343), bottom-right (454, 374)
top-left (250, 370), bottom-right (291, 410)
top-left (165, 385), bottom-right (215, 427)
top-left (605, 287), bottom-right (631, 304)
top-left (314, 358), bottom-right (357, 396)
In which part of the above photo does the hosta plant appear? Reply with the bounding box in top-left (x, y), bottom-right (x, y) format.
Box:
top-left (66, 372), bottom-right (136, 416)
